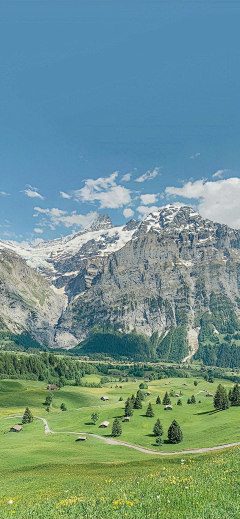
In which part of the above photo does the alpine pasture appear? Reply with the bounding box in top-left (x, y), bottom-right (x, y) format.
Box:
top-left (0, 374), bottom-right (240, 518)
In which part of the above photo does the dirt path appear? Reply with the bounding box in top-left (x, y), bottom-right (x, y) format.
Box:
top-left (33, 416), bottom-right (240, 456)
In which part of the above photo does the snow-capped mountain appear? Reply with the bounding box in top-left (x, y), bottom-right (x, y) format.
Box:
top-left (1, 204), bottom-right (240, 360)
top-left (0, 214), bottom-right (139, 299)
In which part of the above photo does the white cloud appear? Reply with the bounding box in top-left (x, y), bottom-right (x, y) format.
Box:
top-left (121, 173), bottom-right (132, 182)
top-left (34, 206), bottom-right (98, 230)
top-left (60, 191), bottom-right (72, 199)
top-left (22, 187), bottom-right (45, 200)
top-left (140, 193), bottom-right (158, 205)
top-left (34, 207), bottom-right (49, 214)
top-left (34, 228), bottom-right (43, 234)
top-left (137, 205), bottom-right (159, 216)
top-left (165, 177), bottom-right (240, 228)
top-left (190, 152), bottom-right (200, 159)
top-left (73, 172), bottom-right (131, 209)
top-left (0, 191), bottom-right (10, 196)
top-left (123, 208), bottom-right (134, 218)
top-left (135, 167), bottom-right (162, 183)
top-left (212, 169), bottom-right (230, 179)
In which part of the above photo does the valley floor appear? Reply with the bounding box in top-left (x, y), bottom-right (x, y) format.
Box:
top-left (0, 374), bottom-right (240, 518)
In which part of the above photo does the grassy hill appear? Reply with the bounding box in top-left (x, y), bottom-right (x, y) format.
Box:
top-left (0, 372), bottom-right (240, 517)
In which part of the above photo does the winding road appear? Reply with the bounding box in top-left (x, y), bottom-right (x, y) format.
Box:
top-left (34, 416), bottom-right (240, 456)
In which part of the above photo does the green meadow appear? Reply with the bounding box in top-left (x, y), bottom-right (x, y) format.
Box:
top-left (0, 375), bottom-right (240, 518)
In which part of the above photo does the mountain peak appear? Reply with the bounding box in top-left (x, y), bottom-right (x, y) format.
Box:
top-left (142, 204), bottom-right (204, 233)
top-left (87, 214), bottom-right (113, 232)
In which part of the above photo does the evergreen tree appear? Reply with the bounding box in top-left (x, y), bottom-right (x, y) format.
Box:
top-left (228, 389), bottom-right (233, 403)
top-left (130, 394), bottom-right (136, 407)
top-left (230, 384), bottom-right (240, 406)
top-left (168, 420), bottom-right (183, 444)
top-left (190, 395), bottom-right (196, 404)
top-left (214, 384), bottom-right (229, 410)
top-left (22, 407), bottom-right (33, 424)
top-left (153, 418), bottom-right (163, 437)
top-left (60, 403), bottom-right (67, 411)
top-left (125, 398), bottom-right (134, 417)
top-left (139, 382), bottom-right (148, 389)
top-left (177, 398), bottom-right (182, 406)
top-left (91, 412), bottom-right (99, 424)
top-left (112, 418), bottom-right (122, 437)
top-left (146, 402), bottom-right (154, 417)
top-left (156, 395), bottom-right (161, 404)
top-left (194, 380), bottom-right (198, 386)
top-left (162, 392), bottom-right (171, 405)
top-left (134, 394), bottom-right (142, 409)
top-left (187, 398), bottom-right (191, 404)
top-left (44, 394), bottom-right (52, 406)
top-left (137, 389), bottom-right (144, 401)
top-left (156, 436), bottom-right (163, 446)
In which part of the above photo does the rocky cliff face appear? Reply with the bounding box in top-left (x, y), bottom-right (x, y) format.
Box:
top-left (0, 248), bottom-right (66, 346)
top-left (1, 205), bottom-right (240, 358)
top-left (55, 206), bottom-right (240, 352)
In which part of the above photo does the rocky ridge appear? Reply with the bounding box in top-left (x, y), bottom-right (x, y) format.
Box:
top-left (1, 205), bottom-right (240, 358)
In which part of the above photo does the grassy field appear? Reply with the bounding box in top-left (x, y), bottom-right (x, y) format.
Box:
top-left (0, 374), bottom-right (240, 518)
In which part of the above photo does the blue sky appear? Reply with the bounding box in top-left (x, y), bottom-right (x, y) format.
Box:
top-left (1, 1), bottom-right (240, 244)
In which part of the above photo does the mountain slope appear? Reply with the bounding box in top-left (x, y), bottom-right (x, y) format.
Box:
top-left (1, 214), bottom-right (139, 302)
top-left (1, 205), bottom-right (240, 364)
top-left (0, 248), bottom-right (66, 346)
top-left (56, 206), bottom-right (240, 358)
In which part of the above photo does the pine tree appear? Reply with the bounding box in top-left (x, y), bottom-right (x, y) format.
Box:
top-left (162, 392), bottom-right (171, 405)
top-left (177, 398), bottom-right (182, 406)
top-left (168, 420), bottom-right (183, 444)
top-left (112, 418), bottom-right (122, 437)
top-left (156, 436), bottom-right (163, 446)
top-left (137, 389), bottom-right (144, 401)
top-left (190, 395), bottom-right (196, 404)
top-left (91, 412), bottom-right (99, 424)
top-left (214, 384), bottom-right (229, 410)
top-left (60, 403), bottom-right (67, 411)
top-left (156, 395), bottom-right (161, 404)
top-left (153, 418), bottom-right (163, 437)
top-left (187, 398), bottom-right (191, 404)
top-left (125, 398), bottom-right (134, 417)
top-left (130, 394), bottom-right (136, 407)
top-left (22, 407), bottom-right (33, 424)
top-left (230, 384), bottom-right (240, 407)
top-left (146, 402), bottom-right (154, 417)
top-left (134, 394), bottom-right (142, 409)
top-left (45, 395), bottom-right (52, 406)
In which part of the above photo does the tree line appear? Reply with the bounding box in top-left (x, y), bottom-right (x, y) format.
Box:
top-left (0, 351), bottom-right (97, 385)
